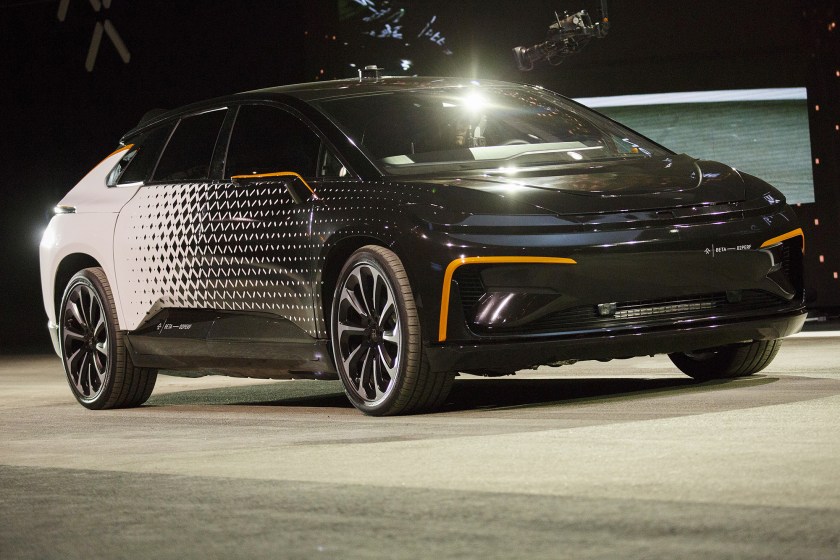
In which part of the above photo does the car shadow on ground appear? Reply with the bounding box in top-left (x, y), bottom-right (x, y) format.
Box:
top-left (146, 374), bottom-right (779, 413)
top-left (439, 375), bottom-right (776, 412)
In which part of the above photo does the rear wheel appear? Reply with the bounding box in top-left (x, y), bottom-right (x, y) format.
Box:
top-left (330, 246), bottom-right (454, 415)
top-left (669, 339), bottom-right (782, 381)
top-left (59, 268), bottom-right (157, 409)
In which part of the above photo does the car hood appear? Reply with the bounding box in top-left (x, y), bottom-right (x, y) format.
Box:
top-left (403, 155), bottom-right (745, 217)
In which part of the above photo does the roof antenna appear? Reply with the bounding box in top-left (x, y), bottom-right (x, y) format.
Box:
top-left (359, 65), bottom-right (383, 82)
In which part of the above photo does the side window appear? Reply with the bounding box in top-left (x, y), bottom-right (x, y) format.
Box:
top-left (225, 105), bottom-right (320, 179)
top-left (152, 109), bottom-right (227, 182)
top-left (319, 144), bottom-right (348, 178)
top-left (108, 123), bottom-right (174, 186)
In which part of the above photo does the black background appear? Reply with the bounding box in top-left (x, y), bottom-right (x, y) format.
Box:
top-left (1, 0), bottom-right (837, 353)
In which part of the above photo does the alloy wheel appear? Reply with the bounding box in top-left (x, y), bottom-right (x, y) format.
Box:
top-left (62, 282), bottom-right (109, 402)
top-left (335, 262), bottom-right (402, 405)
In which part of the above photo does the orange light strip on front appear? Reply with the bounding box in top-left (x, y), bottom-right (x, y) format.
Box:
top-left (438, 256), bottom-right (577, 342)
top-left (230, 170), bottom-right (315, 195)
top-left (760, 227), bottom-right (804, 253)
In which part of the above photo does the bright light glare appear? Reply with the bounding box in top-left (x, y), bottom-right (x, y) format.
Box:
top-left (568, 151), bottom-right (584, 161)
top-left (463, 92), bottom-right (485, 113)
top-left (39, 225), bottom-right (55, 248)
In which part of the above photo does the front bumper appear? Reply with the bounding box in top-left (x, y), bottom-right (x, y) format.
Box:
top-left (425, 308), bottom-right (807, 374)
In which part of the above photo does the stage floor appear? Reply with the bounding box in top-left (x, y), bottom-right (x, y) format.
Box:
top-left (2, 332), bottom-right (839, 559)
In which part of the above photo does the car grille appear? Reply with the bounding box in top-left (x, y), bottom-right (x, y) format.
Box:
top-left (518, 291), bottom-right (787, 334)
top-left (614, 298), bottom-right (716, 320)
top-left (453, 266), bottom-right (796, 337)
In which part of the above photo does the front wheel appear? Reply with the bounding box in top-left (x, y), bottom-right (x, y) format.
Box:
top-left (669, 339), bottom-right (782, 381)
top-left (59, 268), bottom-right (157, 409)
top-left (330, 246), bottom-right (454, 415)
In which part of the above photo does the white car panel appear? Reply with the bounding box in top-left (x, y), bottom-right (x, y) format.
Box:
top-left (58, 147), bottom-right (141, 213)
top-left (39, 148), bottom-right (144, 355)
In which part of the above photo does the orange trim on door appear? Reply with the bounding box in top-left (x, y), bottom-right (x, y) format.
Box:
top-left (230, 171), bottom-right (315, 195)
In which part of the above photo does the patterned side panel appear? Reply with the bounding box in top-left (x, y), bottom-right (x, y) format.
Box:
top-left (308, 181), bottom-right (427, 339)
top-left (114, 182), bottom-right (316, 333)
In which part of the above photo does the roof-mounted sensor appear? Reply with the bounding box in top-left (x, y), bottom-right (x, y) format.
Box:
top-left (359, 65), bottom-right (383, 81)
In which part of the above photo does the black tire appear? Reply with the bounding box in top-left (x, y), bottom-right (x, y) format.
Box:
top-left (59, 268), bottom-right (157, 409)
top-left (669, 339), bottom-right (782, 381)
top-left (330, 246), bottom-right (455, 415)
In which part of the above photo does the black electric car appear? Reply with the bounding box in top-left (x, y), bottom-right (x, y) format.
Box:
top-left (40, 76), bottom-right (806, 415)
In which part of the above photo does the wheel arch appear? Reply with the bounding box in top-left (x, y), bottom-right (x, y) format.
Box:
top-left (316, 221), bottom-right (440, 342)
top-left (53, 253), bottom-right (103, 319)
top-left (318, 235), bottom-right (386, 338)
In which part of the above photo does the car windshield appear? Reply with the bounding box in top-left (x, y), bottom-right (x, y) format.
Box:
top-left (315, 85), bottom-right (670, 176)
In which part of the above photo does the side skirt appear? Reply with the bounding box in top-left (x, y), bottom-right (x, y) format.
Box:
top-left (124, 309), bottom-right (337, 380)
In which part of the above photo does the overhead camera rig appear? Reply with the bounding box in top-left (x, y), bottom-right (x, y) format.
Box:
top-left (513, 0), bottom-right (610, 71)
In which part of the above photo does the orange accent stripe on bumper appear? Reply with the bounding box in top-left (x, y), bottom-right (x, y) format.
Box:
top-left (760, 228), bottom-right (804, 253)
top-left (438, 256), bottom-right (577, 342)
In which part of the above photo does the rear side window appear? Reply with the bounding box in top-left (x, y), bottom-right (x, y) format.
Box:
top-left (108, 124), bottom-right (174, 186)
top-left (153, 108), bottom-right (227, 182)
top-left (225, 105), bottom-right (320, 179)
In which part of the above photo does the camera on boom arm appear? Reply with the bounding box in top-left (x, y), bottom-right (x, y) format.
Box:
top-left (513, 0), bottom-right (610, 71)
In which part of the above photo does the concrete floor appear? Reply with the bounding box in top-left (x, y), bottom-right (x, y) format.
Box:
top-left (2, 333), bottom-right (839, 559)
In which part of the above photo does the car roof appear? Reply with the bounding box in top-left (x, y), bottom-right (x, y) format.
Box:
top-left (122, 76), bottom-right (526, 139)
top-left (246, 76), bottom-right (519, 101)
